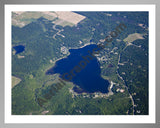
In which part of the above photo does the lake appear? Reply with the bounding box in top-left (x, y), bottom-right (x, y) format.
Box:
top-left (13, 45), bottom-right (25, 54)
top-left (46, 44), bottom-right (110, 93)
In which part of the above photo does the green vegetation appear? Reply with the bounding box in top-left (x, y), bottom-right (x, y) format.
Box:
top-left (12, 12), bottom-right (148, 115)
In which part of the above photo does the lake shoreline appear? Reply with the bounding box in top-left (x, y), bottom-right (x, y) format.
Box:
top-left (46, 44), bottom-right (111, 94)
top-left (69, 80), bottom-right (114, 99)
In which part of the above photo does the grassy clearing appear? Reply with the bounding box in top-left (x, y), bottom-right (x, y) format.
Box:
top-left (123, 33), bottom-right (144, 43)
top-left (12, 11), bottom-right (57, 27)
top-left (55, 11), bottom-right (86, 25)
top-left (12, 76), bottom-right (21, 88)
top-left (12, 11), bottom-right (86, 28)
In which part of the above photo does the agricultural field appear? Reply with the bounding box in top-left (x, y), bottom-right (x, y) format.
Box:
top-left (12, 11), bottom-right (86, 27)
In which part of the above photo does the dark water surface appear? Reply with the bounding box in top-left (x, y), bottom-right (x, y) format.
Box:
top-left (13, 45), bottom-right (25, 54)
top-left (46, 44), bottom-right (110, 93)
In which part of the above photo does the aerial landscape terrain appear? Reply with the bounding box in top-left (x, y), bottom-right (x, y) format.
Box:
top-left (12, 11), bottom-right (148, 115)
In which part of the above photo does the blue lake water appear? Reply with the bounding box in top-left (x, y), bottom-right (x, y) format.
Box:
top-left (13, 45), bottom-right (25, 54)
top-left (46, 44), bottom-right (110, 93)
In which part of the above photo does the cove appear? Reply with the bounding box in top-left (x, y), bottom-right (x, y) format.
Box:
top-left (13, 45), bottom-right (25, 54)
top-left (46, 44), bottom-right (110, 93)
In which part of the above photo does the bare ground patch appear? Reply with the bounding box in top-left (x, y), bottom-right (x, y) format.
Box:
top-left (55, 11), bottom-right (86, 25)
top-left (12, 11), bottom-right (86, 27)
top-left (123, 33), bottom-right (145, 43)
top-left (12, 76), bottom-right (21, 88)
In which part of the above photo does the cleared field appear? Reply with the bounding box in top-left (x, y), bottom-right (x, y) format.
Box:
top-left (42, 11), bottom-right (57, 18)
top-left (55, 11), bottom-right (86, 25)
top-left (123, 33), bottom-right (144, 43)
top-left (12, 11), bottom-right (56, 27)
top-left (52, 19), bottom-right (74, 27)
top-left (12, 76), bottom-right (21, 88)
top-left (12, 11), bottom-right (86, 27)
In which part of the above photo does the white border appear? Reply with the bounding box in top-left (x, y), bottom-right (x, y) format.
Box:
top-left (5, 5), bottom-right (156, 123)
